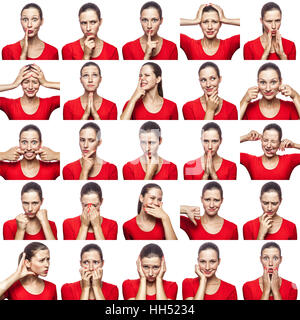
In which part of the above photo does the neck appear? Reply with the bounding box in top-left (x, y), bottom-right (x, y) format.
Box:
top-left (27, 217), bottom-right (41, 227)
top-left (261, 96), bottom-right (279, 107)
top-left (146, 280), bottom-right (156, 289)
top-left (83, 91), bottom-right (100, 99)
top-left (206, 274), bottom-right (219, 284)
top-left (21, 95), bottom-right (38, 103)
top-left (21, 157), bottom-right (39, 167)
top-left (22, 274), bottom-right (39, 284)
top-left (262, 154), bottom-right (278, 162)
top-left (143, 33), bottom-right (160, 41)
top-left (144, 88), bottom-right (161, 101)
top-left (202, 213), bottom-right (219, 222)
top-left (27, 35), bottom-right (40, 45)
top-left (202, 36), bottom-right (219, 46)
top-left (139, 210), bottom-right (156, 222)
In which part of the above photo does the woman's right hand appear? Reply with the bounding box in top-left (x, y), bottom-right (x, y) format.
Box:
top-left (16, 253), bottom-right (35, 279)
top-left (81, 207), bottom-right (90, 227)
top-left (80, 267), bottom-right (92, 288)
top-left (185, 206), bottom-right (201, 226)
top-left (205, 89), bottom-right (220, 114)
top-left (136, 257), bottom-right (146, 279)
top-left (0, 147), bottom-right (24, 161)
top-left (262, 31), bottom-right (272, 59)
top-left (195, 264), bottom-right (207, 283)
top-left (13, 66), bottom-right (31, 88)
top-left (81, 150), bottom-right (96, 174)
top-left (244, 130), bottom-right (262, 142)
top-left (243, 86), bottom-right (259, 103)
top-left (16, 214), bottom-right (29, 231)
top-left (195, 4), bottom-right (207, 24)
top-left (257, 213), bottom-right (273, 239)
top-left (131, 78), bottom-right (146, 101)
top-left (83, 35), bottom-right (96, 59)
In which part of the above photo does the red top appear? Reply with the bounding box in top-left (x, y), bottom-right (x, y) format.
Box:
top-left (63, 97), bottom-right (117, 120)
top-left (122, 98), bottom-right (178, 120)
top-left (61, 281), bottom-right (119, 300)
top-left (180, 34), bottom-right (240, 60)
top-left (122, 38), bottom-right (178, 60)
top-left (4, 280), bottom-right (57, 300)
top-left (3, 219), bottom-right (57, 240)
top-left (63, 215), bottom-right (118, 240)
top-left (184, 157), bottom-right (237, 180)
top-left (0, 161), bottom-right (60, 180)
top-left (243, 278), bottom-right (297, 300)
top-left (183, 98), bottom-right (238, 120)
top-left (123, 158), bottom-right (178, 180)
top-left (243, 37), bottom-right (296, 60)
top-left (0, 96), bottom-right (60, 120)
top-left (63, 159), bottom-right (118, 180)
top-left (243, 217), bottom-right (297, 240)
top-left (123, 217), bottom-right (166, 240)
top-left (242, 99), bottom-right (299, 120)
top-left (182, 278), bottom-right (237, 300)
top-left (62, 40), bottom-right (119, 60)
top-left (2, 41), bottom-right (59, 60)
top-left (122, 279), bottom-right (178, 300)
top-left (180, 216), bottom-right (238, 240)
top-left (240, 153), bottom-right (300, 180)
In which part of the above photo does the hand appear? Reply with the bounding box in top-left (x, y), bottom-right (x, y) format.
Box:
top-left (29, 64), bottom-right (47, 86)
top-left (195, 264), bottom-right (207, 282)
top-left (270, 268), bottom-right (280, 294)
top-left (244, 86), bottom-right (259, 103)
top-left (246, 130), bottom-right (262, 141)
top-left (145, 154), bottom-right (159, 178)
top-left (206, 150), bottom-right (216, 176)
top-left (132, 78), bottom-right (146, 101)
top-left (81, 149), bottom-right (96, 174)
top-left (205, 89), bottom-right (220, 114)
top-left (264, 30), bottom-right (272, 55)
top-left (279, 84), bottom-right (296, 99)
top-left (145, 31), bottom-right (158, 58)
top-left (13, 66), bottom-right (32, 87)
top-left (83, 35), bottom-right (96, 59)
top-left (262, 267), bottom-right (271, 293)
top-left (196, 4), bottom-right (207, 23)
top-left (279, 139), bottom-right (295, 151)
top-left (36, 209), bottom-right (48, 224)
top-left (136, 257), bottom-right (146, 279)
top-left (20, 28), bottom-right (29, 60)
top-left (91, 267), bottom-right (103, 288)
top-left (16, 214), bottom-right (29, 231)
top-left (80, 206), bottom-right (90, 227)
top-left (16, 253), bottom-right (36, 279)
top-left (89, 205), bottom-right (101, 228)
top-left (144, 203), bottom-right (167, 220)
top-left (157, 257), bottom-right (166, 280)
top-left (88, 93), bottom-right (99, 119)
top-left (274, 31), bottom-right (285, 58)
top-left (1, 146), bottom-right (24, 161)
top-left (184, 206), bottom-right (201, 226)
top-left (80, 267), bottom-right (93, 288)
top-left (35, 146), bottom-right (59, 161)
top-left (258, 213), bottom-right (273, 239)
top-left (210, 4), bottom-right (225, 22)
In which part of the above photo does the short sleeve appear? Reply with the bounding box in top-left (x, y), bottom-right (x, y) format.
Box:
top-left (122, 222), bottom-right (132, 240)
top-left (3, 221), bottom-right (15, 240)
top-left (50, 221), bottom-right (58, 240)
top-left (49, 96), bottom-right (60, 114)
top-left (63, 219), bottom-right (75, 240)
top-left (63, 165), bottom-right (74, 180)
top-left (182, 102), bottom-right (195, 120)
top-left (243, 221), bottom-right (254, 240)
top-left (108, 164), bottom-right (118, 180)
top-left (180, 34), bottom-right (191, 55)
top-left (242, 282), bottom-right (253, 300)
top-left (61, 284), bottom-right (73, 300)
top-left (107, 285), bottom-right (119, 300)
top-left (63, 101), bottom-right (73, 120)
top-left (108, 103), bottom-right (118, 120)
top-left (228, 106), bottom-right (238, 120)
top-left (227, 162), bottom-right (237, 180)
top-left (122, 280), bottom-right (136, 300)
top-left (243, 42), bottom-right (253, 60)
top-left (288, 42), bottom-right (296, 60)
top-left (182, 278), bottom-right (195, 300)
top-left (288, 283), bottom-right (298, 300)
top-left (122, 163), bottom-right (135, 180)
top-left (168, 163), bottom-right (178, 180)
top-left (227, 286), bottom-right (238, 300)
top-left (170, 103), bottom-right (179, 120)
top-left (62, 44), bottom-right (73, 60)
top-left (228, 35), bottom-right (240, 57)
top-left (180, 216), bottom-right (191, 237)
top-left (232, 224), bottom-right (239, 240)
top-left (240, 153), bottom-right (251, 169)
top-left (169, 44), bottom-right (178, 60)
top-left (166, 282), bottom-right (178, 300)
top-left (106, 221), bottom-right (118, 240)
top-left (2, 46), bottom-right (13, 60)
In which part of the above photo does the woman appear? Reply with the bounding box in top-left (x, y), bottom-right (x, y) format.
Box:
top-left (0, 64), bottom-right (60, 120)
top-left (243, 242), bottom-right (297, 300)
top-left (62, 2), bottom-right (118, 60)
top-left (123, 183), bottom-right (177, 240)
top-left (180, 3), bottom-right (240, 60)
top-left (0, 242), bottom-right (57, 300)
top-left (244, 2), bottom-right (296, 60)
top-left (61, 244), bottom-right (118, 299)
top-left (123, 121), bottom-right (177, 180)
top-left (182, 242), bottom-right (237, 300)
top-left (63, 62), bottom-right (117, 120)
top-left (183, 62), bottom-right (238, 120)
top-left (243, 182), bottom-right (297, 240)
top-left (122, 1), bottom-right (178, 60)
top-left (241, 63), bottom-right (300, 120)
top-left (0, 124), bottom-right (60, 180)
top-left (62, 122), bottom-right (118, 180)
top-left (2, 3), bottom-right (58, 60)
top-left (240, 123), bottom-right (300, 180)
top-left (122, 243), bottom-right (177, 300)
top-left (184, 122), bottom-right (237, 180)
top-left (120, 62), bottom-right (178, 120)
top-left (180, 182), bottom-right (238, 240)
top-left (63, 182), bottom-right (117, 240)
top-left (3, 182), bottom-right (57, 240)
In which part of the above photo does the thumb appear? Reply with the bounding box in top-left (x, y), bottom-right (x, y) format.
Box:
top-left (16, 148), bottom-right (24, 155)
top-left (191, 216), bottom-right (197, 226)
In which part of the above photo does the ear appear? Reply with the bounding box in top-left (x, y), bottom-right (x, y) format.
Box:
top-left (156, 76), bottom-right (162, 84)
top-left (159, 137), bottom-right (163, 145)
top-left (139, 194), bottom-right (144, 204)
top-left (99, 18), bottom-right (103, 27)
top-left (160, 17), bottom-right (164, 25)
top-left (100, 198), bottom-right (104, 206)
top-left (97, 139), bottom-right (102, 147)
top-left (219, 75), bottom-right (222, 84)
top-left (24, 259), bottom-right (31, 269)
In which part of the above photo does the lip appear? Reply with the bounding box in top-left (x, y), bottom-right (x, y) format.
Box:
top-left (28, 30), bottom-right (34, 34)
top-left (82, 150), bottom-right (89, 154)
top-left (266, 211), bottom-right (274, 215)
top-left (206, 31), bottom-right (215, 35)
top-left (25, 152), bottom-right (34, 157)
top-left (264, 91), bottom-right (274, 96)
top-left (268, 268), bottom-right (274, 273)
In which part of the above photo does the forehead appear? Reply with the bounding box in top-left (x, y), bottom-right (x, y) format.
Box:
top-left (203, 188), bottom-right (221, 198)
top-left (140, 64), bottom-right (155, 74)
top-left (20, 129), bottom-right (40, 140)
top-left (262, 129), bottom-right (280, 140)
top-left (263, 9), bottom-right (281, 20)
top-left (145, 187), bottom-right (162, 198)
top-left (22, 76), bottom-right (40, 83)
top-left (81, 192), bottom-right (100, 203)
top-left (32, 249), bottom-right (49, 259)
top-left (81, 65), bottom-right (100, 75)
top-left (199, 66), bottom-right (218, 78)
top-left (141, 256), bottom-right (161, 265)
top-left (79, 9), bottom-right (99, 20)
top-left (261, 190), bottom-right (280, 201)
top-left (202, 129), bottom-right (220, 139)
top-left (139, 131), bottom-right (160, 141)
top-left (141, 7), bottom-right (160, 18)
top-left (198, 248), bottom-right (218, 259)
top-left (81, 250), bottom-right (101, 261)
top-left (202, 11), bottom-right (219, 20)
top-left (258, 69), bottom-right (279, 80)
top-left (21, 8), bottom-right (40, 17)
top-left (21, 190), bottom-right (40, 201)
top-left (262, 247), bottom-right (280, 256)
top-left (80, 127), bottom-right (97, 138)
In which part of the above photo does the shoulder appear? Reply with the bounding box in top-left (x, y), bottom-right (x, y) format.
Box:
top-left (102, 216), bottom-right (117, 227)
top-left (124, 158), bottom-right (140, 167)
top-left (162, 38), bottom-right (177, 48)
top-left (64, 97), bottom-right (81, 106)
top-left (43, 42), bottom-right (58, 52)
top-left (123, 279), bottom-right (139, 287)
top-left (64, 159), bottom-right (81, 169)
top-left (244, 37), bottom-right (260, 47)
top-left (244, 217), bottom-right (259, 227)
top-left (40, 161), bottom-right (60, 168)
top-left (163, 98), bottom-right (177, 107)
top-left (2, 41), bottom-right (20, 51)
top-left (63, 215), bottom-right (80, 225)
top-left (123, 38), bottom-right (139, 49)
top-left (61, 281), bottom-right (78, 290)
top-left (184, 157), bottom-right (200, 167)
top-left (102, 40), bottom-right (118, 52)
top-left (222, 158), bottom-right (236, 167)
top-left (220, 280), bottom-right (236, 291)
top-left (163, 279), bottom-right (178, 289)
top-left (44, 280), bottom-right (56, 290)
top-left (224, 34), bottom-right (240, 43)
top-left (223, 218), bottom-right (237, 229)
top-left (184, 98), bottom-right (201, 107)
top-left (282, 218), bottom-right (296, 229)
top-left (63, 39), bottom-right (80, 50)
top-left (222, 99), bottom-right (237, 109)
top-left (279, 99), bottom-right (296, 108)
top-left (281, 38), bottom-right (296, 47)
top-left (243, 278), bottom-right (259, 289)
top-left (102, 97), bottom-right (116, 107)
top-left (123, 217), bottom-right (136, 228)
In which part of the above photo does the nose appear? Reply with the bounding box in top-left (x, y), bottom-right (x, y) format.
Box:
top-left (88, 75), bottom-right (93, 83)
top-left (208, 22), bottom-right (213, 29)
top-left (84, 140), bottom-right (88, 148)
top-left (209, 200), bottom-right (214, 208)
top-left (86, 22), bottom-right (91, 31)
top-left (28, 203), bottom-right (33, 212)
top-left (149, 268), bottom-right (153, 276)
top-left (271, 21), bottom-right (276, 29)
top-left (88, 263), bottom-right (94, 271)
top-left (208, 141), bottom-right (212, 149)
top-left (268, 203), bottom-right (272, 211)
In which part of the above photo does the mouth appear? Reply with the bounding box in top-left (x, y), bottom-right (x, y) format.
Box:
top-left (28, 30), bottom-right (34, 34)
top-left (141, 82), bottom-right (147, 87)
top-left (82, 150), bottom-right (89, 154)
top-left (268, 268), bottom-right (274, 273)
top-left (206, 31), bottom-right (215, 35)
top-left (264, 148), bottom-right (275, 155)
top-left (264, 91), bottom-right (275, 96)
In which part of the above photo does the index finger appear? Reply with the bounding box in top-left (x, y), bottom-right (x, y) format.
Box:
top-left (86, 149), bottom-right (96, 158)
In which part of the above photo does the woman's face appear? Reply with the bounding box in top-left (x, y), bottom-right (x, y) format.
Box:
top-left (261, 129), bottom-right (280, 158)
top-left (260, 247), bottom-right (282, 274)
top-left (19, 130), bottom-right (41, 161)
top-left (201, 189), bottom-right (223, 216)
top-left (139, 65), bottom-right (161, 91)
top-left (21, 191), bottom-right (43, 219)
top-left (140, 188), bottom-right (162, 213)
top-left (81, 192), bottom-right (102, 212)
top-left (21, 76), bottom-right (40, 98)
top-left (201, 129), bottom-right (222, 156)
top-left (200, 11), bottom-right (221, 39)
top-left (139, 131), bottom-right (161, 159)
top-left (198, 249), bottom-right (220, 278)
top-left (26, 249), bottom-right (50, 277)
top-left (20, 8), bottom-right (43, 37)
top-left (79, 9), bottom-right (101, 38)
top-left (257, 69), bottom-right (281, 100)
top-left (79, 128), bottom-right (101, 156)
top-left (140, 7), bottom-right (162, 37)
top-left (261, 9), bottom-right (281, 36)
top-left (80, 65), bottom-right (102, 92)
top-left (199, 67), bottom-right (221, 96)
top-left (80, 250), bottom-right (103, 272)
top-left (141, 256), bottom-right (161, 282)
top-left (260, 191), bottom-right (281, 217)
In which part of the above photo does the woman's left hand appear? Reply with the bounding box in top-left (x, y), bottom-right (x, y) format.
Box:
top-left (157, 257), bottom-right (166, 280)
top-left (91, 267), bottom-right (103, 287)
top-left (274, 31), bottom-right (286, 58)
top-left (29, 64), bottom-right (47, 86)
top-left (279, 84), bottom-right (296, 99)
top-left (205, 89), bottom-right (220, 113)
top-left (89, 206), bottom-right (101, 228)
top-left (36, 209), bottom-right (48, 223)
top-left (210, 4), bottom-right (225, 22)
top-left (270, 269), bottom-right (280, 294)
top-left (279, 139), bottom-right (295, 151)
top-left (35, 146), bottom-right (60, 161)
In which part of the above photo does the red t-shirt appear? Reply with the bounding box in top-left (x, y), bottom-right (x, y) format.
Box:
top-left (0, 161), bottom-right (60, 180)
top-left (0, 96), bottom-right (60, 120)
top-left (180, 215), bottom-right (238, 240)
top-left (122, 279), bottom-right (178, 300)
top-left (122, 38), bottom-right (178, 60)
top-left (184, 157), bottom-right (237, 180)
top-left (180, 34), bottom-right (240, 60)
top-left (4, 280), bottom-right (57, 300)
top-left (63, 97), bottom-right (117, 120)
top-left (243, 217), bottom-right (297, 240)
top-left (243, 278), bottom-right (297, 300)
top-left (243, 37), bottom-right (296, 60)
top-left (62, 159), bottom-right (118, 180)
top-left (122, 98), bottom-right (178, 120)
top-left (2, 41), bottom-right (59, 60)
top-left (182, 98), bottom-right (238, 120)
top-left (123, 217), bottom-right (165, 240)
top-left (242, 99), bottom-right (299, 120)
top-left (123, 158), bottom-right (178, 180)
top-left (240, 153), bottom-right (300, 180)
top-left (182, 278), bottom-right (237, 300)
top-left (3, 219), bottom-right (57, 240)
top-left (61, 280), bottom-right (119, 300)
top-left (62, 39), bottom-right (119, 60)
top-left (63, 215), bottom-right (118, 240)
